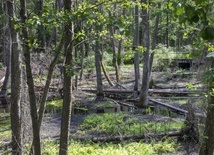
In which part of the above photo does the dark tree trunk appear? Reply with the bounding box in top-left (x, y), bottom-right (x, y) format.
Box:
top-left (36, 0), bottom-right (46, 55)
top-left (137, 0), bottom-right (150, 108)
top-left (133, 4), bottom-right (140, 96)
top-left (109, 4), bottom-right (121, 83)
top-left (149, 3), bottom-right (160, 77)
top-left (94, 40), bottom-right (104, 100)
top-left (20, 0), bottom-right (41, 154)
top-left (59, 0), bottom-right (74, 154)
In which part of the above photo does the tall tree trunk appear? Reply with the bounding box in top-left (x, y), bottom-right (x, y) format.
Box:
top-left (137, 0), bottom-right (150, 108)
top-left (149, 3), bottom-right (160, 77)
top-left (133, 4), bottom-right (140, 96)
top-left (38, 36), bottom-right (64, 128)
top-left (199, 58), bottom-right (214, 155)
top-left (109, 4), bottom-right (121, 83)
top-left (20, 0), bottom-right (41, 154)
top-left (8, 0), bottom-right (22, 153)
top-left (59, 0), bottom-right (73, 154)
top-left (79, 42), bottom-right (84, 80)
top-left (0, 1), bottom-right (11, 106)
top-left (20, 65), bottom-right (32, 150)
top-left (36, 0), bottom-right (46, 55)
top-left (94, 40), bottom-right (104, 100)
top-left (166, 0), bottom-right (169, 48)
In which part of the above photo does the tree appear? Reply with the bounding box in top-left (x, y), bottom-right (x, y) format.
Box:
top-left (137, 0), bottom-right (150, 108)
top-left (7, 0), bottom-right (22, 153)
top-left (0, 0), bottom-right (11, 106)
top-left (133, 4), bottom-right (140, 97)
top-left (109, 3), bottom-right (121, 83)
top-left (199, 58), bottom-right (214, 155)
top-left (19, 0), bottom-right (41, 154)
top-left (59, 0), bottom-right (74, 154)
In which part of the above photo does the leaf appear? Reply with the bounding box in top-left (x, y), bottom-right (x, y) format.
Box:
top-left (206, 52), bottom-right (214, 58)
top-left (176, 7), bottom-right (184, 16)
top-left (194, 0), bottom-right (208, 5)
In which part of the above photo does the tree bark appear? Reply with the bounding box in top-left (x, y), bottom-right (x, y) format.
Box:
top-left (38, 36), bottom-right (64, 128)
top-left (109, 4), bottom-right (121, 83)
top-left (137, 0), bottom-right (150, 108)
top-left (149, 3), bottom-right (160, 77)
top-left (20, 0), bottom-right (41, 154)
top-left (8, 0), bottom-right (22, 153)
top-left (36, 0), bottom-right (46, 55)
top-left (100, 61), bottom-right (114, 87)
top-left (94, 41), bottom-right (104, 100)
top-left (59, 0), bottom-right (74, 154)
top-left (199, 58), bottom-right (214, 155)
top-left (133, 4), bottom-right (140, 96)
top-left (0, 1), bottom-right (11, 106)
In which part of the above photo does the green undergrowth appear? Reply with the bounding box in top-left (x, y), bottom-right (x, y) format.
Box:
top-left (42, 139), bottom-right (179, 155)
top-left (78, 113), bottom-right (183, 136)
top-left (46, 99), bottom-right (63, 113)
top-left (0, 113), bottom-right (11, 140)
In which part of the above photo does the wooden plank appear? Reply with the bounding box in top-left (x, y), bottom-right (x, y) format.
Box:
top-left (148, 98), bottom-right (188, 115)
top-left (81, 88), bottom-right (202, 95)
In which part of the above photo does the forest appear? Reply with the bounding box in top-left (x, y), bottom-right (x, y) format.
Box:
top-left (0, 0), bottom-right (214, 154)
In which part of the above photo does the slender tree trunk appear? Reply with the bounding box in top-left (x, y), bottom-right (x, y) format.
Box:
top-left (20, 0), bottom-right (41, 154)
top-left (137, 0), bottom-right (150, 108)
top-left (36, 0), bottom-right (46, 55)
top-left (20, 65), bottom-right (32, 150)
top-left (8, 0), bottom-right (22, 153)
top-left (109, 4), bottom-right (121, 83)
top-left (166, 0), bottom-right (169, 48)
top-left (94, 41), bottom-right (104, 100)
top-left (0, 1), bottom-right (11, 106)
top-left (133, 4), bottom-right (140, 96)
top-left (199, 58), bottom-right (214, 155)
top-left (79, 42), bottom-right (84, 80)
top-left (38, 36), bottom-right (64, 128)
top-left (59, 0), bottom-right (74, 154)
top-left (149, 3), bottom-right (160, 77)
top-left (100, 61), bottom-right (114, 87)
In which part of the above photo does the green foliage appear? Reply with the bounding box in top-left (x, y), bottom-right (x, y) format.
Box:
top-left (0, 114), bottom-right (11, 139)
top-left (41, 139), bottom-right (179, 155)
top-left (186, 82), bottom-right (198, 90)
top-left (42, 141), bottom-right (59, 155)
top-left (200, 26), bottom-right (214, 41)
top-left (79, 113), bottom-right (183, 135)
top-left (46, 99), bottom-right (63, 111)
top-left (203, 67), bottom-right (214, 85)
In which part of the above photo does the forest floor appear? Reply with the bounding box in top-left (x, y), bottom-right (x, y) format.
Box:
top-left (0, 65), bottom-right (205, 154)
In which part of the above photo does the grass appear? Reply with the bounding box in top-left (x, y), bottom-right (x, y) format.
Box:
top-left (78, 113), bottom-right (183, 136)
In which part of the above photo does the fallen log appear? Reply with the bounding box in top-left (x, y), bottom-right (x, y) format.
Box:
top-left (148, 98), bottom-right (188, 115)
top-left (81, 88), bottom-right (202, 95)
top-left (71, 131), bottom-right (181, 143)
